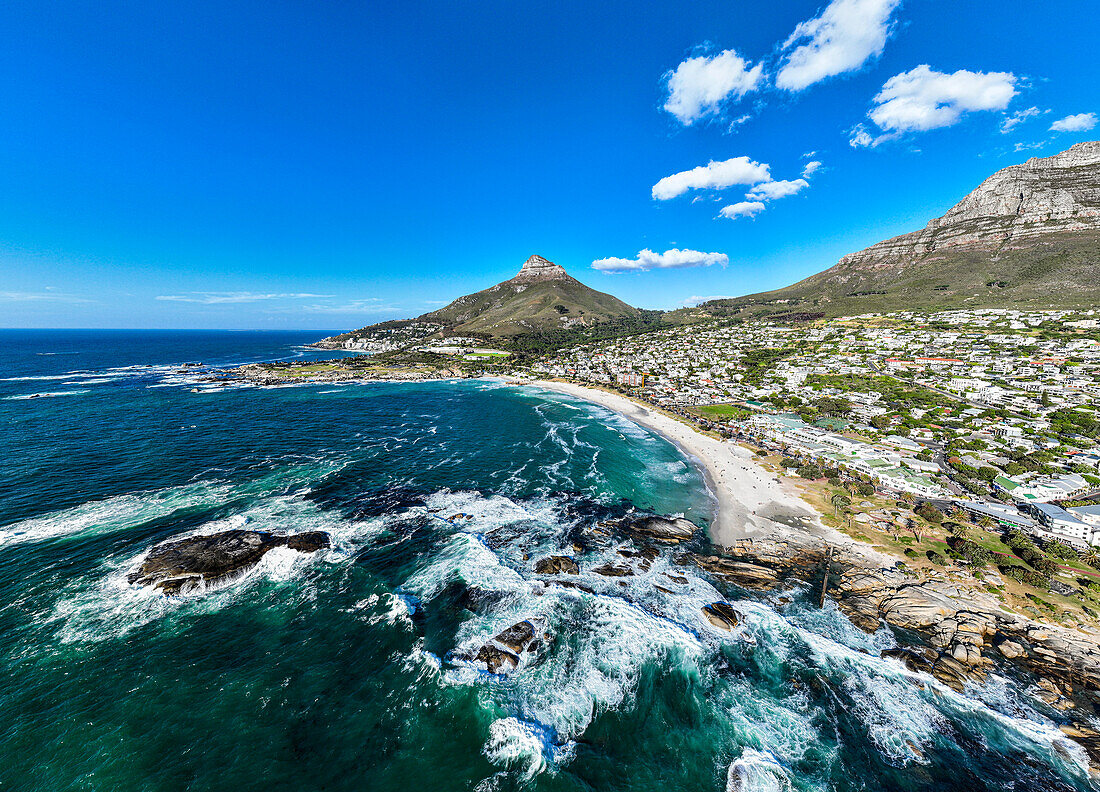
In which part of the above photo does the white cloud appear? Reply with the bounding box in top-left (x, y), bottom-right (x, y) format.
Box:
top-left (801, 160), bottom-right (823, 177)
top-left (0, 290), bottom-right (92, 303)
top-left (663, 49), bottom-right (765, 125)
top-left (865, 65), bottom-right (1017, 138)
top-left (299, 300), bottom-right (397, 314)
top-left (747, 178), bottom-right (809, 201)
top-left (849, 124), bottom-right (875, 147)
top-left (652, 156), bottom-right (771, 200)
top-left (156, 292), bottom-right (332, 304)
top-left (592, 248), bottom-right (728, 273)
top-left (1000, 106), bottom-right (1042, 134)
top-left (681, 295), bottom-right (735, 307)
top-left (777, 0), bottom-right (901, 91)
top-left (1050, 112), bottom-right (1097, 132)
top-left (719, 201), bottom-right (767, 219)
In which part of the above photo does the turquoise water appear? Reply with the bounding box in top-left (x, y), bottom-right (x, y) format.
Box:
top-left (0, 330), bottom-right (1095, 791)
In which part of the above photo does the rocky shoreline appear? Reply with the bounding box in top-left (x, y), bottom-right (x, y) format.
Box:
top-left (684, 532), bottom-right (1100, 772)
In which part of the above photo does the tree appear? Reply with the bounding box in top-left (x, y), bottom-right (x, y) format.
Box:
top-left (906, 518), bottom-right (924, 543)
top-left (857, 482), bottom-right (875, 497)
top-left (915, 502), bottom-right (943, 524)
top-left (831, 493), bottom-right (852, 516)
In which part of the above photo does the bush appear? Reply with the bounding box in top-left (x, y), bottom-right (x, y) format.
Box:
top-left (952, 538), bottom-right (992, 567)
top-left (1044, 540), bottom-right (1079, 561)
top-left (796, 465), bottom-right (822, 480)
top-left (999, 564), bottom-right (1051, 589)
top-left (927, 551), bottom-right (947, 565)
top-left (857, 483), bottom-right (875, 497)
top-left (915, 502), bottom-right (943, 524)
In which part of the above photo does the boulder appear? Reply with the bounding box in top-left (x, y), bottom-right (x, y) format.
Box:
top-left (128, 529), bottom-right (330, 595)
top-left (533, 555), bottom-right (579, 575)
top-left (702, 602), bottom-right (741, 631)
top-left (593, 563), bottom-right (634, 577)
top-left (622, 515), bottom-right (697, 543)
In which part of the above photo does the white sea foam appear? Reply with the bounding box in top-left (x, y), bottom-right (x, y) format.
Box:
top-left (483, 717), bottom-right (553, 780)
top-left (726, 748), bottom-right (793, 792)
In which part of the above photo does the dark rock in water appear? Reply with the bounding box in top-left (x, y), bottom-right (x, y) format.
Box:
top-left (880, 645), bottom-right (989, 692)
top-left (702, 602), bottom-right (741, 631)
top-left (495, 620), bottom-right (536, 653)
top-left (475, 644), bottom-right (519, 674)
top-left (593, 562), bottom-right (634, 577)
top-left (615, 515), bottom-right (697, 543)
top-left (533, 555), bottom-right (579, 575)
top-left (553, 580), bottom-right (595, 594)
top-left (128, 529), bottom-right (330, 595)
top-left (472, 620), bottom-right (546, 674)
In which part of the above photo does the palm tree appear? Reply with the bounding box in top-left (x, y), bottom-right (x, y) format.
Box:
top-left (831, 493), bottom-right (852, 517)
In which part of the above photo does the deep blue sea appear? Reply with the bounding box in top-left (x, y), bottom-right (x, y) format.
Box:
top-left (0, 330), bottom-right (1095, 791)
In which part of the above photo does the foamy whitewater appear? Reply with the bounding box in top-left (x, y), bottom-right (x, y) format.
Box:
top-left (0, 330), bottom-right (1095, 791)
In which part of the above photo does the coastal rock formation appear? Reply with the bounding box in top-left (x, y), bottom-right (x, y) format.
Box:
top-left (685, 533), bottom-right (1100, 711)
top-left (533, 555), bottom-right (579, 575)
top-left (607, 514), bottom-right (698, 543)
top-left (128, 529), bottom-right (330, 595)
top-left (702, 602), bottom-right (741, 631)
top-left (472, 619), bottom-right (548, 674)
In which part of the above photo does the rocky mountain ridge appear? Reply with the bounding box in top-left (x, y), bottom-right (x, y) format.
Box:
top-left (706, 141), bottom-right (1100, 317)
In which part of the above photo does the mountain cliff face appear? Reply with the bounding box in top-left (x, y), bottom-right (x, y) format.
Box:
top-left (322, 255), bottom-right (642, 347)
top-left (709, 141), bottom-right (1100, 317)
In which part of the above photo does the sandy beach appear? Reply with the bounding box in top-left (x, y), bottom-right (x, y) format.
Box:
top-left (527, 379), bottom-right (852, 548)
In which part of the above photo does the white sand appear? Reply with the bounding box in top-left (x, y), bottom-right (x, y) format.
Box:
top-left (527, 380), bottom-right (849, 548)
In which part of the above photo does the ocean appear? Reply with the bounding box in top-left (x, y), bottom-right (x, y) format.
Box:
top-left (0, 329), bottom-right (1094, 791)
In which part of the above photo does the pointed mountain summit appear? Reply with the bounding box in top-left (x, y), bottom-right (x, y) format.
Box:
top-left (511, 254), bottom-right (571, 283)
top-left (321, 254), bottom-right (642, 348)
top-left (707, 141), bottom-right (1100, 317)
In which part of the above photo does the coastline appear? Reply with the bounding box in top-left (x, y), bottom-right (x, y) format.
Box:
top-left (525, 379), bottom-right (856, 551)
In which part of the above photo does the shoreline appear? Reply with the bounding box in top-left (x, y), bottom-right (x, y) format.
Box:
top-left (524, 379), bottom-right (857, 551)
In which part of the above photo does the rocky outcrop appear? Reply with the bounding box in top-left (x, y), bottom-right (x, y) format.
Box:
top-left (472, 619), bottom-right (548, 674)
top-left (836, 141), bottom-right (1100, 269)
top-left (128, 529), bottom-right (330, 595)
top-left (830, 566), bottom-right (1100, 694)
top-left (533, 555), bottom-right (579, 575)
top-left (682, 534), bottom-right (1100, 705)
top-left (702, 602), bottom-right (741, 631)
top-left (509, 254), bottom-right (572, 283)
top-left (605, 515), bottom-right (698, 543)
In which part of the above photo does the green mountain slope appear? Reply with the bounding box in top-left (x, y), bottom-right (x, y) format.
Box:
top-left (420, 254), bottom-right (640, 336)
top-left (319, 255), bottom-right (645, 349)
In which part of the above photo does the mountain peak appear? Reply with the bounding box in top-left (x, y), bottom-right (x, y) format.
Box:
top-left (513, 254), bottom-right (571, 282)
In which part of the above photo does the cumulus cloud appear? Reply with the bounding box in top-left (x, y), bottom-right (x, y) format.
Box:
top-left (1050, 112), bottom-right (1097, 132)
top-left (801, 160), bottom-right (823, 177)
top-left (156, 292), bottom-right (332, 304)
top-left (591, 248), bottom-right (729, 273)
top-left (747, 178), bottom-right (809, 201)
top-left (664, 49), bottom-right (765, 125)
top-left (719, 201), bottom-right (767, 219)
top-left (869, 65), bottom-right (1017, 133)
top-left (1000, 106), bottom-right (1042, 134)
top-left (851, 65), bottom-right (1017, 146)
top-left (652, 156), bottom-right (771, 200)
top-left (776, 0), bottom-right (901, 91)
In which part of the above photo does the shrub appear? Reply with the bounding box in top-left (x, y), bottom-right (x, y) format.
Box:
top-left (857, 483), bottom-right (875, 497)
top-left (915, 502), bottom-right (943, 524)
top-left (927, 551), bottom-right (947, 565)
top-left (1044, 540), bottom-right (1078, 561)
top-left (796, 465), bottom-right (821, 480)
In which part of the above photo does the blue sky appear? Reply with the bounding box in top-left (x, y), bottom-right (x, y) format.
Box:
top-left (2, 0), bottom-right (1097, 330)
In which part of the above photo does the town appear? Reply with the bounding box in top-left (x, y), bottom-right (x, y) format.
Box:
top-left (533, 308), bottom-right (1100, 563)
